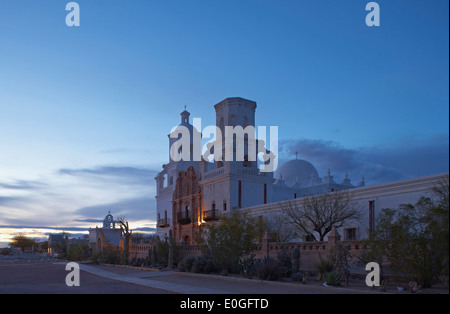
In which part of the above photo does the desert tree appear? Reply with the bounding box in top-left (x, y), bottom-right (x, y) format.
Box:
top-left (264, 211), bottom-right (297, 243)
top-left (195, 210), bottom-right (261, 272)
top-left (117, 216), bottom-right (132, 263)
top-left (280, 190), bottom-right (361, 242)
top-left (362, 176), bottom-right (449, 288)
top-left (10, 234), bottom-right (38, 252)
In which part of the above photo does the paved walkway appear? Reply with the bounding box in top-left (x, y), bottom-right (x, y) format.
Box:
top-left (78, 264), bottom-right (233, 294)
top-left (0, 261), bottom-right (176, 294)
top-left (76, 263), bottom-right (376, 294)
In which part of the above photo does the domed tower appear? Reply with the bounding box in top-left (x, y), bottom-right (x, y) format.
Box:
top-left (275, 158), bottom-right (321, 188)
top-left (168, 107), bottom-right (201, 163)
top-left (156, 107), bottom-right (201, 240)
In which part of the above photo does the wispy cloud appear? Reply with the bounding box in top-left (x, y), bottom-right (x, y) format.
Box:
top-left (58, 166), bottom-right (158, 186)
top-left (0, 180), bottom-right (46, 190)
top-left (279, 133), bottom-right (449, 185)
top-left (0, 164), bottom-right (159, 244)
top-left (98, 148), bottom-right (153, 155)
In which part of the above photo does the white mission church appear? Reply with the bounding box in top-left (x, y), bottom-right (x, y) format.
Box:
top-left (154, 97), bottom-right (448, 244)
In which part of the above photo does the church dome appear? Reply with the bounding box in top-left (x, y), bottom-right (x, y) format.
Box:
top-left (275, 159), bottom-right (320, 187)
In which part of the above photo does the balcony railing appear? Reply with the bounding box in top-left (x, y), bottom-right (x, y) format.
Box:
top-left (177, 211), bottom-right (191, 225)
top-left (202, 209), bottom-right (218, 221)
top-left (157, 218), bottom-right (170, 228)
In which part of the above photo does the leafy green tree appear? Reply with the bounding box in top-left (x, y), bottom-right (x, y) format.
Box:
top-left (363, 177), bottom-right (449, 288)
top-left (67, 243), bottom-right (90, 261)
top-left (195, 210), bottom-right (261, 272)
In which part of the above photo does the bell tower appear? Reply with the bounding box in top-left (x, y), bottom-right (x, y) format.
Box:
top-left (214, 97), bottom-right (257, 167)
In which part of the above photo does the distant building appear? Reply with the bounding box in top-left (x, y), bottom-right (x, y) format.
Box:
top-left (88, 212), bottom-right (124, 254)
top-left (47, 233), bottom-right (68, 256)
top-left (47, 233), bottom-right (88, 256)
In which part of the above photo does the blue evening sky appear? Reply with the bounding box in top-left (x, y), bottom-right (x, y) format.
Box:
top-left (0, 0), bottom-right (448, 245)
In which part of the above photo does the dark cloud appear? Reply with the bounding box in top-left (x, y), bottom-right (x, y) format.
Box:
top-left (72, 218), bottom-right (103, 223)
top-left (58, 166), bottom-right (158, 186)
top-left (133, 227), bottom-right (157, 233)
top-left (75, 196), bottom-right (156, 223)
top-left (279, 133), bottom-right (449, 185)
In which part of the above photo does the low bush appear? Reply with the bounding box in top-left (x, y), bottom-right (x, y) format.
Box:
top-left (256, 257), bottom-right (283, 281)
top-left (325, 272), bottom-right (342, 286)
top-left (191, 256), bottom-right (207, 273)
top-left (315, 257), bottom-right (333, 281)
top-left (236, 254), bottom-right (257, 278)
top-left (291, 272), bottom-right (303, 281)
top-left (178, 255), bottom-right (197, 272)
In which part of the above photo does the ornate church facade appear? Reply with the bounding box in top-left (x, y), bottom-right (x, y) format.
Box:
top-left (155, 97), bottom-right (448, 244)
top-left (155, 97), bottom-right (364, 243)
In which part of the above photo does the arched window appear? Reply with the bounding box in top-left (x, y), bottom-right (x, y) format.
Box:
top-left (219, 117), bottom-right (225, 138)
top-left (243, 116), bottom-right (248, 128)
top-left (230, 114), bottom-right (236, 126)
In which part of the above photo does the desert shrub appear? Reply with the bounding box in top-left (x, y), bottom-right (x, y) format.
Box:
top-left (291, 272), bottom-right (303, 281)
top-left (191, 256), bottom-right (207, 273)
top-left (256, 257), bottom-right (283, 281)
top-left (67, 243), bottom-right (90, 261)
top-left (91, 252), bottom-right (99, 264)
top-left (202, 256), bottom-right (217, 274)
top-left (315, 257), bottom-right (333, 281)
top-left (178, 255), bottom-right (197, 272)
top-left (291, 271), bottom-right (309, 284)
top-left (133, 258), bottom-right (142, 267)
top-left (195, 210), bottom-right (260, 273)
top-left (99, 246), bottom-right (121, 264)
top-left (325, 272), bottom-right (342, 286)
top-left (276, 249), bottom-right (292, 278)
top-left (328, 244), bottom-right (352, 285)
top-left (363, 181), bottom-right (449, 288)
top-left (156, 239), bottom-right (169, 267)
top-left (236, 254), bottom-right (257, 278)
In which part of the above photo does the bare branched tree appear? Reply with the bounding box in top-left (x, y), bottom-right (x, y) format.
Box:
top-left (117, 216), bottom-right (132, 262)
top-left (280, 191), bottom-right (361, 241)
top-left (432, 175), bottom-right (449, 210)
top-left (264, 212), bottom-right (297, 243)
